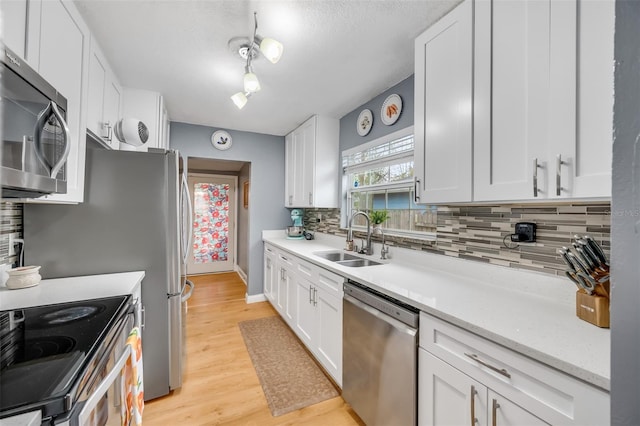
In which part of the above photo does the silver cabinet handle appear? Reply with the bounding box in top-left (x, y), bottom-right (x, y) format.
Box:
top-left (414, 177), bottom-right (421, 202)
top-left (313, 287), bottom-right (318, 306)
top-left (288, 195), bottom-right (293, 205)
top-left (309, 192), bottom-right (313, 205)
top-left (492, 399), bottom-right (500, 426)
top-left (464, 353), bottom-right (511, 378)
top-left (102, 120), bottom-right (113, 142)
top-left (309, 285), bottom-right (313, 304)
top-left (532, 158), bottom-right (543, 197)
top-left (470, 385), bottom-right (478, 426)
top-left (34, 101), bottom-right (71, 178)
top-left (556, 154), bottom-right (565, 196)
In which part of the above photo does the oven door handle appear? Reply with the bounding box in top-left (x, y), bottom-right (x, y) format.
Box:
top-left (78, 345), bottom-right (131, 425)
top-left (34, 101), bottom-right (71, 178)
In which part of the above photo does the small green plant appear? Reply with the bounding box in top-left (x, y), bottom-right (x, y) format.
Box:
top-left (370, 210), bottom-right (389, 225)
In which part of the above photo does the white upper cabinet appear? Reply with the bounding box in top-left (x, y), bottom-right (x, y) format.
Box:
top-left (474, 0), bottom-right (576, 202)
top-left (284, 115), bottom-right (339, 208)
top-left (121, 88), bottom-right (169, 151)
top-left (87, 37), bottom-right (122, 150)
top-left (414, 0), bottom-right (473, 204)
top-left (415, 0), bottom-right (614, 204)
top-left (26, 0), bottom-right (90, 203)
top-left (1, 0), bottom-right (29, 60)
top-left (568, 0), bottom-right (614, 198)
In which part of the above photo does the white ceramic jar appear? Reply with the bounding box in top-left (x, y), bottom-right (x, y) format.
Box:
top-left (6, 266), bottom-right (42, 289)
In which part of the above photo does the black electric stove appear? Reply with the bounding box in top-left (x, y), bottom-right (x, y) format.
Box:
top-left (0, 295), bottom-right (130, 420)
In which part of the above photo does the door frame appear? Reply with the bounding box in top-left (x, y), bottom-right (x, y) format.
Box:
top-left (187, 173), bottom-right (238, 275)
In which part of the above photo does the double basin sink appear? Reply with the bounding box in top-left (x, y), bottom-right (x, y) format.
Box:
top-left (313, 250), bottom-right (383, 267)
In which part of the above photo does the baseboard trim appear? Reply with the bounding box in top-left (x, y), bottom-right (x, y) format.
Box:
top-left (245, 293), bottom-right (267, 304)
top-left (235, 265), bottom-right (248, 286)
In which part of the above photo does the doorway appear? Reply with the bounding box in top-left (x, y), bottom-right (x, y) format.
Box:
top-left (187, 174), bottom-right (237, 274)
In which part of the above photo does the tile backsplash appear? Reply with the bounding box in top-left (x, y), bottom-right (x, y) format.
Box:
top-left (304, 203), bottom-right (611, 277)
top-left (0, 202), bottom-right (23, 267)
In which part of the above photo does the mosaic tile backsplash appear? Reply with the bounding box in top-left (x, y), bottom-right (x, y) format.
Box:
top-left (304, 203), bottom-right (611, 277)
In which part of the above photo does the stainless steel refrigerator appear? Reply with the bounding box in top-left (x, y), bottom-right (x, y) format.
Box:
top-left (23, 145), bottom-right (194, 400)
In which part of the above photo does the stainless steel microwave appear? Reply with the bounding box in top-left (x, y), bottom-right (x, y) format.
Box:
top-left (1, 46), bottom-right (70, 198)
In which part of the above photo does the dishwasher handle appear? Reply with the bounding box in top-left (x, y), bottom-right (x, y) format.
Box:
top-left (344, 293), bottom-right (418, 337)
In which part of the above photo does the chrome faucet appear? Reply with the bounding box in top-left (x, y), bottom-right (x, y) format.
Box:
top-left (348, 211), bottom-right (373, 255)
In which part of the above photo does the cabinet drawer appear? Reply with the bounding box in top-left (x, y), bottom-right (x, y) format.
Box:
top-left (315, 268), bottom-right (343, 298)
top-left (277, 252), bottom-right (296, 268)
top-left (296, 257), bottom-right (314, 280)
top-left (420, 312), bottom-right (609, 425)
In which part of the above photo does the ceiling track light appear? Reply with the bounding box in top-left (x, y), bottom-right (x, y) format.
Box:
top-left (228, 12), bottom-right (283, 109)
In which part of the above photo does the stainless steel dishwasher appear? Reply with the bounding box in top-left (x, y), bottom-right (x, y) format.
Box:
top-left (343, 279), bottom-right (420, 426)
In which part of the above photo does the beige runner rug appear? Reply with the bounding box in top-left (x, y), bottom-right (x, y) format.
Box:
top-left (238, 315), bottom-right (339, 417)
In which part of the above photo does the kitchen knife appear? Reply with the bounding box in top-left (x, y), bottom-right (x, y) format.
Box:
top-left (572, 243), bottom-right (596, 272)
top-left (584, 235), bottom-right (609, 267)
top-left (576, 239), bottom-right (608, 272)
top-left (559, 248), bottom-right (576, 272)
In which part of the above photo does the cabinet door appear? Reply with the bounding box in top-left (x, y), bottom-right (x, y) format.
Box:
top-left (1, 0), bottom-right (28, 59)
top-left (87, 43), bottom-right (107, 138)
top-left (284, 133), bottom-right (295, 206)
top-left (419, 349), bottom-right (488, 426)
top-left (293, 278), bottom-right (315, 347)
top-left (315, 287), bottom-right (342, 386)
top-left (103, 78), bottom-right (122, 150)
top-left (414, 0), bottom-right (473, 204)
top-left (298, 117), bottom-right (316, 207)
top-left (488, 390), bottom-right (549, 426)
top-left (263, 247), bottom-right (276, 303)
top-left (565, 0), bottom-right (614, 199)
top-left (474, 0), bottom-right (554, 202)
top-left (32, 0), bottom-right (90, 203)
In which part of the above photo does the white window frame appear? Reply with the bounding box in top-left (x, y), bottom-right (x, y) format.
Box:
top-left (341, 126), bottom-right (436, 240)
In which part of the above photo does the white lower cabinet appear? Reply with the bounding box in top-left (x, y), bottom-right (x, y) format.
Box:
top-left (263, 244), bottom-right (277, 303)
top-left (263, 245), bottom-right (343, 386)
top-left (418, 312), bottom-right (609, 425)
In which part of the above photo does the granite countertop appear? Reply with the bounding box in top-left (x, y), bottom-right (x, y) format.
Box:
top-left (0, 271), bottom-right (145, 310)
top-left (263, 230), bottom-right (610, 391)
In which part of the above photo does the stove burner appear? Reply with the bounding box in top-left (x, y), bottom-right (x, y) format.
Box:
top-left (41, 306), bottom-right (101, 325)
top-left (24, 336), bottom-right (76, 361)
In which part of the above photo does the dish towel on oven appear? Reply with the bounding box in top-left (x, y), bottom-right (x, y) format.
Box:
top-left (121, 327), bottom-right (144, 426)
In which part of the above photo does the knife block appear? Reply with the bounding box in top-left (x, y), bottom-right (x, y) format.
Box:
top-left (576, 289), bottom-right (610, 328)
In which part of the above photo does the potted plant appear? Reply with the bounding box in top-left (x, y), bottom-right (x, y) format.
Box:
top-left (370, 210), bottom-right (388, 227)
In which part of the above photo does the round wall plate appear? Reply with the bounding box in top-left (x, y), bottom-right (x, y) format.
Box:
top-left (356, 109), bottom-right (373, 136)
top-left (381, 94), bottom-right (402, 125)
top-left (211, 130), bottom-right (232, 150)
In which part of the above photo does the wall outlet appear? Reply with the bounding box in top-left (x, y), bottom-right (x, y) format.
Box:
top-left (510, 222), bottom-right (536, 243)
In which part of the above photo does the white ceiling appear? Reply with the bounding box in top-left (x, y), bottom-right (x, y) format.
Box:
top-left (73, 0), bottom-right (461, 136)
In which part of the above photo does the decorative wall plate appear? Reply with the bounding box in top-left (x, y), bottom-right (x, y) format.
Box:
top-left (211, 130), bottom-right (232, 150)
top-left (381, 94), bottom-right (402, 125)
top-left (356, 109), bottom-right (373, 136)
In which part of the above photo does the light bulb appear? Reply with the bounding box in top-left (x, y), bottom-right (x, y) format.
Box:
top-left (259, 37), bottom-right (283, 64)
top-left (231, 92), bottom-right (248, 109)
top-left (243, 72), bottom-right (261, 93)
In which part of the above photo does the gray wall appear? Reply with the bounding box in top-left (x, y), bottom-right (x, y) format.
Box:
top-left (339, 75), bottom-right (414, 152)
top-left (237, 163), bottom-right (251, 277)
top-left (170, 122), bottom-right (291, 296)
top-left (611, 1), bottom-right (640, 423)
top-left (337, 75), bottom-right (414, 218)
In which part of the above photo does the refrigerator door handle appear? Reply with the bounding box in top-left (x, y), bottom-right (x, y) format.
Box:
top-left (181, 174), bottom-right (194, 265)
top-left (181, 279), bottom-right (195, 302)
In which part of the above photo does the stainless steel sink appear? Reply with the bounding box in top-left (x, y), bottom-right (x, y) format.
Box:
top-left (313, 250), bottom-right (361, 262)
top-left (336, 258), bottom-right (383, 267)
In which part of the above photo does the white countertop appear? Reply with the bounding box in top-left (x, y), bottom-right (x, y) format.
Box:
top-left (0, 271), bottom-right (145, 310)
top-left (263, 230), bottom-right (610, 391)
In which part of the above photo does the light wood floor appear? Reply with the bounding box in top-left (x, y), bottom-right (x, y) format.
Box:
top-left (143, 272), bottom-right (363, 425)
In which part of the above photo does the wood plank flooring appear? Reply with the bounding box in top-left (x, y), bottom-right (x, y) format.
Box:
top-left (143, 272), bottom-right (363, 425)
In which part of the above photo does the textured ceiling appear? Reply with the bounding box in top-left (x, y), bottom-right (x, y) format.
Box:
top-left (73, 0), bottom-right (461, 136)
